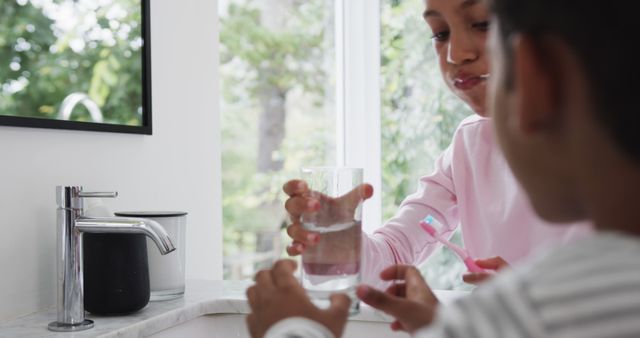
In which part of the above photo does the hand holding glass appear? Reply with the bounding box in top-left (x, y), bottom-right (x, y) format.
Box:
top-left (299, 167), bottom-right (365, 315)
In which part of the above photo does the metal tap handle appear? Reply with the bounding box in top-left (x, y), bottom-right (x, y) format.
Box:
top-left (78, 191), bottom-right (118, 198)
top-left (56, 186), bottom-right (118, 209)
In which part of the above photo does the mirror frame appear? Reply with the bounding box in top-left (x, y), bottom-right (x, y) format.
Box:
top-left (0, 0), bottom-right (152, 135)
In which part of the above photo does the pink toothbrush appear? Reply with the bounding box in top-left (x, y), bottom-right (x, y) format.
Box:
top-left (419, 215), bottom-right (485, 273)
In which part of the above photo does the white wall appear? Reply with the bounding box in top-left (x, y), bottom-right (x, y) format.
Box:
top-left (0, 0), bottom-right (221, 321)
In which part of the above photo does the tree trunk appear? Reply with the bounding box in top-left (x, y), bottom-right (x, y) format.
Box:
top-left (256, 86), bottom-right (286, 172)
top-left (254, 0), bottom-right (291, 173)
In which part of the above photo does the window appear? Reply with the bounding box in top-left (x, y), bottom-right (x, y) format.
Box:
top-left (220, 0), bottom-right (472, 290)
top-left (219, 0), bottom-right (337, 279)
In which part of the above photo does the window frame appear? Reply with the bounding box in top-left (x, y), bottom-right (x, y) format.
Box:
top-left (336, 0), bottom-right (382, 233)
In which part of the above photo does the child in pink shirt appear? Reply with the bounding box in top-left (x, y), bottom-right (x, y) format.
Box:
top-left (282, 0), bottom-right (591, 287)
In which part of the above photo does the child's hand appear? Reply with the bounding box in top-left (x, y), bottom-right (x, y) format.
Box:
top-left (246, 260), bottom-right (351, 338)
top-left (282, 180), bottom-right (373, 256)
top-left (462, 256), bottom-right (509, 285)
top-left (357, 265), bottom-right (438, 333)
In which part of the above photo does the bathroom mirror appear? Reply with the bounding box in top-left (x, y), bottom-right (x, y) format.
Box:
top-left (0, 0), bottom-right (151, 134)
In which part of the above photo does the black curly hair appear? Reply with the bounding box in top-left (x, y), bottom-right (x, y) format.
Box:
top-left (490, 0), bottom-right (639, 161)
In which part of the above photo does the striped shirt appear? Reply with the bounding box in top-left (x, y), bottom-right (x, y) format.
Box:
top-left (418, 232), bottom-right (640, 338)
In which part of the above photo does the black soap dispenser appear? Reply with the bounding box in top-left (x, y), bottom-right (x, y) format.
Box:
top-left (81, 200), bottom-right (151, 315)
top-left (83, 233), bottom-right (150, 315)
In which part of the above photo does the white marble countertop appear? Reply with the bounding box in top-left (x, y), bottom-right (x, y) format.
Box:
top-left (0, 280), bottom-right (468, 338)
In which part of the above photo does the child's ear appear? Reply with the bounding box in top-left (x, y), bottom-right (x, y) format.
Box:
top-left (511, 35), bottom-right (560, 135)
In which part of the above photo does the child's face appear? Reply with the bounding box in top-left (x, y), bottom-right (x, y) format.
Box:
top-left (423, 0), bottom-right (490, 116)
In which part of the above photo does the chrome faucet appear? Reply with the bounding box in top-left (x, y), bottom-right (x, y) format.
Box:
top-left (48, 186), bottom-right (176, 332)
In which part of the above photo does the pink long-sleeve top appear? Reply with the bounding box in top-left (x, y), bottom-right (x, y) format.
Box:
top-left (362, 115), bottom-right (592, 285)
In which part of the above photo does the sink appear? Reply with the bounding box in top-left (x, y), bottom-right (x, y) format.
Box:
top-left (149, 313), bottom-right (409, 338)
top-left (0, 280), bottom-right (467, 337)
top-left (0, 280), bottom-right (468, 338)
top-left (147, 288), bottom-right (468, 338)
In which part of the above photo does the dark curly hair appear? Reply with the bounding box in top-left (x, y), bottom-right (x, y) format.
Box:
top-left (490, 0), bottom-right (639, 161)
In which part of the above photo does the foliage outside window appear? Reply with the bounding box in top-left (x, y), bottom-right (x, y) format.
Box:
top-left (219, 0), bottom-right (335, 279)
